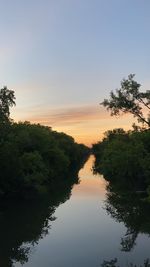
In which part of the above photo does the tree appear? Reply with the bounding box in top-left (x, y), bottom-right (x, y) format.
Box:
top-left (0, 86), bottom-right (16, 124)
top-left (101, 74), bottom-right (150, 128)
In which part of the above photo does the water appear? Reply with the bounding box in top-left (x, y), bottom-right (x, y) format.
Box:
top-left (1, 155), bottom-right (150, 267)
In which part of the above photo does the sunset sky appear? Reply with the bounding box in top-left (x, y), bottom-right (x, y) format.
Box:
top-left (1, 0), bottom-right (150, 146)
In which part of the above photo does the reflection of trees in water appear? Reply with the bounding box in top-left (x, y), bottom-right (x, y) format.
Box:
top-left (105, 184), bottom-right (150, 252)
top-left (2, 200), bottom-right (56, 267)
top-left (0, 172), bottom-right (79, 267)
top-left (101, 258), bottom-right (150, 267)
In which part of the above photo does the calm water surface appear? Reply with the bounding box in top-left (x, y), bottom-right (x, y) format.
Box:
top-left (2, 156), bottom-right (150, 266)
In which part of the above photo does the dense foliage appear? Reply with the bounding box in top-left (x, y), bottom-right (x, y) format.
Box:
top-left (96, 75), bottom-right (150, 192)
top-left (0, 86), bottom-right (89, 198)
top-left (0, 122), bottom-right (89, 198)
top-left (93, 128), bottom-right (150, 192)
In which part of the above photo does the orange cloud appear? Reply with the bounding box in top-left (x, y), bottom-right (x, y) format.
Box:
top-left (16, 104), bottom-right (108, 125)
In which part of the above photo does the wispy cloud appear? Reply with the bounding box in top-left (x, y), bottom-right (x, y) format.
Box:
top-left (18, 104), bottom-right (109, 126)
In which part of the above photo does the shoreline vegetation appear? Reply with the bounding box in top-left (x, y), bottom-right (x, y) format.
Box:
top-left (93, 74), bottom-right (150, 197)
top-left (93, 128), bottom-right (150, 194)
top-left (0, 87), bottom-right (90, 199)
top-left (93, 75), bottom-right (150, 263)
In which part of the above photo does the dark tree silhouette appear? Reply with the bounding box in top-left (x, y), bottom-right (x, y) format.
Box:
top-left (0, 86), bottom-right (16, 124)
top-left (101, 74), bottom-right (150, 127)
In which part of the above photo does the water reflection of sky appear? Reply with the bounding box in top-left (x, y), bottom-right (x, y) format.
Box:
top-left (15, 156), bottom-right (150, 267)
top-left (74, 155), bottom-right (107, 198)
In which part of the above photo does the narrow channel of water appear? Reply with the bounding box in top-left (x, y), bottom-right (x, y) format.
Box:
top-left (4, 156), bottom-right (150, 266)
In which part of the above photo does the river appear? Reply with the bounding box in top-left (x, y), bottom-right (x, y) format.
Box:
top-left (2, 155), bottom-right (150, 266)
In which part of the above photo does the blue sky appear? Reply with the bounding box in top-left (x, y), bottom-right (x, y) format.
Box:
top-left (0, 0), bottom-right (150, 145)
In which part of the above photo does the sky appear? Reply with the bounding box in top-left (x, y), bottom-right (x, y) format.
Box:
top-left (0, 0), bottom-right (150, 146)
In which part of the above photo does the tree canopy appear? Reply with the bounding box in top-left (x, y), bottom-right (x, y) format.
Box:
top-left (0, 86), bottom-right (15, 124)
top-left (0, 88), bottom-right (89, 198)
top-left (101, 74), bottom-right (150, 128)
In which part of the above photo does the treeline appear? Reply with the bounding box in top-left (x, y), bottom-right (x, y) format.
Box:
top-left (0, 122), bottom-right (89, 198)
top-left (93, 74), bottom-right (150, 194)
top-left (0, 87), bottom-right (89, 199)
top-left (93, 128), bottom-right (150, 193)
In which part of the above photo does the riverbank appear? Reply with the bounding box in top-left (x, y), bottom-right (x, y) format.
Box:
top-left (92, 128), bottom-right (150, 195)
top-left (1, 155), bottom-right (150, 267)
top-left (0, 121), bottom-right (90, 199)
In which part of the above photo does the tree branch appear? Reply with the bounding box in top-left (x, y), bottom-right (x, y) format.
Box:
top-left (138, 97), bottom-right (150, 110)
top-left (131, 110), bottom-right (150, 126)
